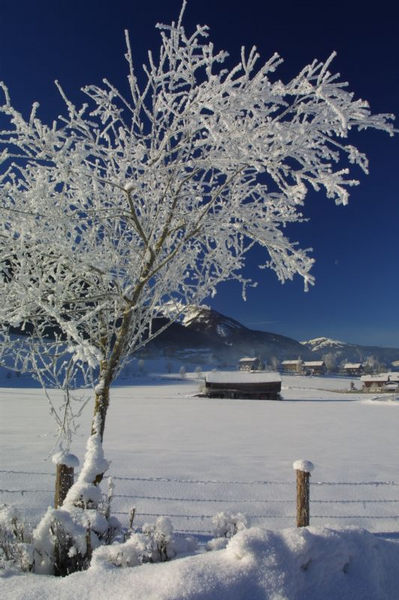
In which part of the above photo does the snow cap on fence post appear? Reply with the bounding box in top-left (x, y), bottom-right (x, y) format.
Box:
top-left (52, 451), bottom-right (79, 508)
top-left (293, 459), bottom-right (314, 474)
top-left (52, 451), bottom-right (80, 469)
top-left (293, 459), bottom-right (314, 528)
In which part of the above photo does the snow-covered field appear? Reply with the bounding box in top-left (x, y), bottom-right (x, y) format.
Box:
top-left (2, 373), bottom-right (399, 598)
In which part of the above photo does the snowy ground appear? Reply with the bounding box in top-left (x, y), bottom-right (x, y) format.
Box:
top-left (2, 373), bottom-right (399, 598)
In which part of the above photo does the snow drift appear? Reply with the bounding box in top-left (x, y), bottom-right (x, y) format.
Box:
top-left (2, 525), bottom-right (399, 599)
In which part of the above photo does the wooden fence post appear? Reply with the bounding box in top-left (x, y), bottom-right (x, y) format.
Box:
top-left (293, 459), bottom-right (314, 527)
top-left (52, 451), bottom-right (79, 508)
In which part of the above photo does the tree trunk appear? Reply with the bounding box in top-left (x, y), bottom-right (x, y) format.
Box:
top-left (87, 307), bottom-right (133, 484)
top-left (91, 361), bottom-right (110, 442)
top-left (90, 367), bottom-right (111, 486)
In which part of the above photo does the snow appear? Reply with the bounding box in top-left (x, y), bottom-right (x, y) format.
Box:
top-left (182, 305), bottom-right (211, 327)
top-left (303, 361), bottom-right (324, 367)
top-left (2, 374), bottom-right (399, 597)
top-left (51, 451), bottom-right (80, 468)
top-left (302, 337), bottom-right (346, 351)
top-left (63, 423), bottom-right (110, 508)
top-left (293, 460), bottom-right (315, 473)
top-left (0, 7), bottom-right (397, 594)
top-left (3, 525), bottom-right (399, 599)
top-left (281, 360), bottom-right (301, 365)
top-left (123, 182), bottom-right (135, 192)
top-left (361, 374), bottom-right (390, 383)
top-left (181, 306), bottom-right (242, 332)
top-left (216, 324), bottom-right (229, 337)
top-left (205, 371), bottom-right (281, 384)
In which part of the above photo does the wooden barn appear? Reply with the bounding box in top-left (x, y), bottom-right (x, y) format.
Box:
top-left (281, 359), bottom-right (303, 373)
top-left (303, 361), bottom-right (326, 375)
top-left (343, 363), bottom-right (364, 376)
top-left (205, 371), bottom-right (282, 400)
top-left (361, 374), bottom-right (388, 391)
top-left (361, 372), bottom-right (399, 392)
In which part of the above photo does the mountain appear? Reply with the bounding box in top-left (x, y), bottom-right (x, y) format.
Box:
top-left (145, 307), bottom-right (399, 369)
top-left (145, 305), bottom-right (314, 367)
top-left (7, 303), bottom-right (398, 372)
top-left (301, 336), bottom-right (399, 367)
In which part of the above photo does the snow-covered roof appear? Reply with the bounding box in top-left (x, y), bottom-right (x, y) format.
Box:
top-left (344, 363), bottom-right (363, 369)
top-left (206, 371), bottom-right (281, 384)
top-left (304, 361), bottom-right (325, 367)
top-left (281, 360), bottom-right (301, 365)
top-left (361, 374), bottom-right (389, 383)
top-left (238, 357), bottom-right (259, 363)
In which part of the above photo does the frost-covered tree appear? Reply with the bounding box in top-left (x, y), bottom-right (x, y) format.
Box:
top-left (322, 352), bottom-right (338, 373)
top-left (364, 355), bottom-right (384, 374)
top-left (0, 3), bottom-right (395, 565)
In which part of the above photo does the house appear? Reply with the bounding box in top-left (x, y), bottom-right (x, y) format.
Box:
top-left (303, 361), bottom-right (326, 376)
top-left (281, 359), bottom-right (303, 374)
top-left (361, 372), bottom-right (399, 392)
top-left (343, 363), bottom-right (364, 376)
top-left (238, 357), bottom-right (263, 371)
top-left (361, 374), bottom-right (389, 391)
top-left (205, 371), bottom-right (282, 400)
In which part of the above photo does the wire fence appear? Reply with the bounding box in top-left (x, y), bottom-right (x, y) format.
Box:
top-left (1, 469), bottom-right (399, 535)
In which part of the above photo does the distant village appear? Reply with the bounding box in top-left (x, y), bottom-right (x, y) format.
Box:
top-left (237, 356), bottom-right (399, 393)
top-left (202, 356), bottom-right (399, 400)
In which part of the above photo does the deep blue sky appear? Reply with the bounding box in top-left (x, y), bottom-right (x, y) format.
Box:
top-left (0, 0), bottom-right (398, 346)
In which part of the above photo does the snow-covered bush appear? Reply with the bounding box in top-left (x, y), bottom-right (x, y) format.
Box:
top-left (212, 511), bottom-right (248, 539)
top-left (142, 517), bottom-right (176, 562)
top-left (91, 517), bottom-right (197, 569)
top-left (32, 502), bottom-right (122, 576)
top-left (207, 512), bottom-right (248, 550)
top-left (32, 438), bottom-right (122, 576)
top-left (0, 505), bottom-right (33, 572)
top-left (91, 532), bottom-right (147, 569)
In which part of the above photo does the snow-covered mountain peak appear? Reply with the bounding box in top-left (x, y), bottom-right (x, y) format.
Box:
top-left (301, 337), bottom-right (346, 352)
top-left (181, 305), bottom-right (211, 327)
top-left (182, 305), bottom-right (246, 336)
